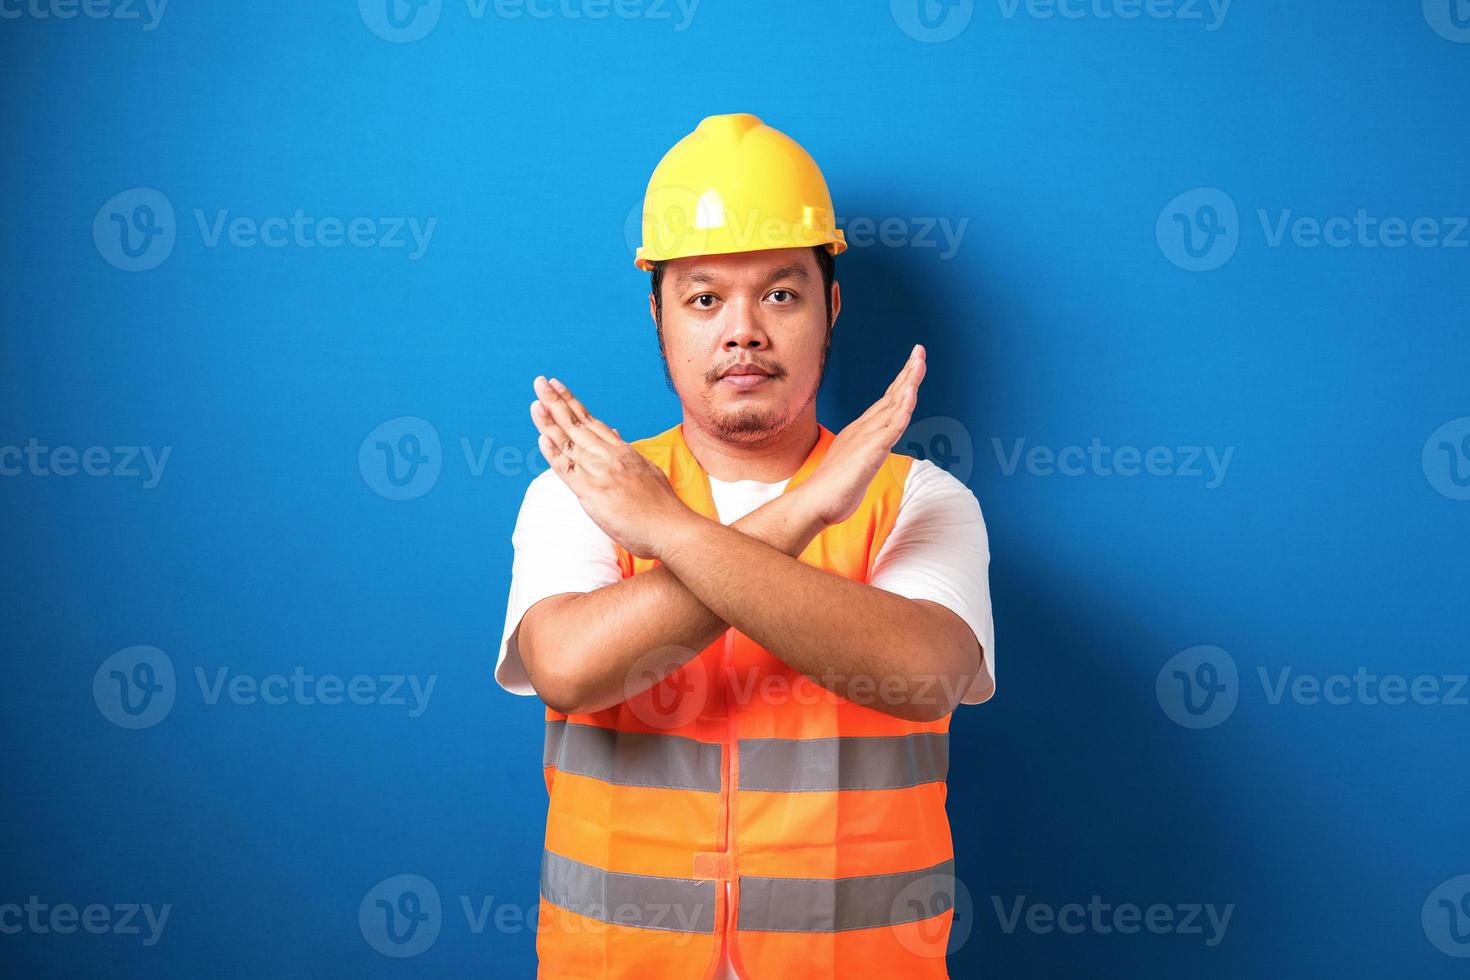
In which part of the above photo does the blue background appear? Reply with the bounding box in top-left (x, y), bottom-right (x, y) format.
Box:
top-left (2, 0), bottom-right (1468, 976)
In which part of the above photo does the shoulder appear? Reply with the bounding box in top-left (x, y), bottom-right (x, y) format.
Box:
top-left (512, 467), bottom-right (605, 540)
top-left (898, 457), bottom-right (984, 518)
top-left (516, 466), bottom-right (575, 516)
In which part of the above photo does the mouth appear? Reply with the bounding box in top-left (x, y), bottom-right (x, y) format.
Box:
top-left (719, 366), bottom-right (774, 390)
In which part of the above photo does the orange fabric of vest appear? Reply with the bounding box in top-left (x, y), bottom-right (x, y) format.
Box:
top-left (536, 422), bottom-right (957, 979)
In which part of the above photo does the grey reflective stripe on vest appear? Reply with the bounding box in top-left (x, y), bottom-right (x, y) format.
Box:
top-left (540, 849), bottom-right (717, 934)
top-left (543, 720), bottom-right (722, 793)
top-left (738, 732), bottom-right (949, 792)
top-left (738, 859), bottom-right (956, 933)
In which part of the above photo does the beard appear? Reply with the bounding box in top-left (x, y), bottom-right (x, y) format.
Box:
top-left (705, 398), bottom-right (791, 440)
top-left (658, 320), bottom-right (832, 444)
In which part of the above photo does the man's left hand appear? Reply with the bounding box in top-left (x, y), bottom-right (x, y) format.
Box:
top-left (529, 375), bottom-right (694, 560)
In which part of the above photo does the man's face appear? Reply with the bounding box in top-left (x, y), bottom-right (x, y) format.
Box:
top-left (650, 247), bottom-right (839, 444)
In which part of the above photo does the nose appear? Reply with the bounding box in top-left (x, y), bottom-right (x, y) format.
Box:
top-left (720, 297), bottom-right (770, 351)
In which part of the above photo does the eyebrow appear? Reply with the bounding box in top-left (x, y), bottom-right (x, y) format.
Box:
top-left (674, 264), bottom-right (811, 290)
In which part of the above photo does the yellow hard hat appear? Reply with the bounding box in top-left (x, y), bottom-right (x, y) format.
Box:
top-left (633, 113), bottom-right (847, 271)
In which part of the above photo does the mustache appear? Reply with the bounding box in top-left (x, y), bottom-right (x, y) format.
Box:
top-left (709, 361), bottom-right (785, 382)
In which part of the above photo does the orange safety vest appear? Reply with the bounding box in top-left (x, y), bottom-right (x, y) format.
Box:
top-left (537, 421), bottom-right (957, 979)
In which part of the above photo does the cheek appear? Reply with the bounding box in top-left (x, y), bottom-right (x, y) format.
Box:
top-left (660, 326), bottom-right (712, 374)
top-left (667, 313), bottom-right (719, 348)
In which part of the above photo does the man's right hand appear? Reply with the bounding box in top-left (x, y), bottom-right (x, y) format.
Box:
top-left (798, 344), bottom-right (927, 528)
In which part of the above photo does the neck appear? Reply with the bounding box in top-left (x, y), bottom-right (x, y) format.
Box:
top-left (679, 404), bottom-right (820, 483)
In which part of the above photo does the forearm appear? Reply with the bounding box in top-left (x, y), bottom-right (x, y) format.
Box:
top-left (657, 515), bottom-right (978, 721)
top-left (525, 487), bottom-right (828, 715)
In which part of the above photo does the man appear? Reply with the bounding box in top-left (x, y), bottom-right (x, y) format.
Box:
top-left (496, 113), bottom-right (995, 979)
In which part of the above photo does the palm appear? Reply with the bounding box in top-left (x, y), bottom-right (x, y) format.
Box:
top-left (807, 345), bottom-right (926, 526)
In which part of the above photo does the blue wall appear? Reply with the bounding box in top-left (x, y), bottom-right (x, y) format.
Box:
top-left (2, 1), bottom-right (1467, 976)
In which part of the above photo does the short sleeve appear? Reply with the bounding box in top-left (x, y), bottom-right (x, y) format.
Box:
top-left (869, 459), bottom-right (996, 704)
top-left (495, 468), bottom-right (622, 696)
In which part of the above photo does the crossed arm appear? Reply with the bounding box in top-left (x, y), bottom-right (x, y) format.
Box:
top-left (515, 352), bottom-right (987, 723)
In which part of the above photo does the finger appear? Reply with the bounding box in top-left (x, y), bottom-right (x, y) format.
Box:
top-left (879, 345), bottom-right (924, 405)
top-left (908, 348), bottom-right (927, 392)
top-left (531, 399), bottom-right (617, 480)
top-left (546, 377), bottom-right (623, 444)
top-left (879, 383), bottom-right (920, 448)
top-left (530, 403), bottom-right (579, 475)
top-left (896, 344), bottom-right (925, 394)
top-left (534, 376), bottom-right (613, 453)
top-left (856, 346), bottom-right (923, 424)
top-left (890, 347), bottom-right (926, 409)
top-left (871, 358), bottom-right (925, 437)
top-left (537, 433), bottom-right (594, 483)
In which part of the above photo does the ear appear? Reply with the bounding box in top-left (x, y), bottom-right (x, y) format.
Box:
top-left (648, 291), bottom-right (657, 325)
top-left (830, 279), bottom-right (841, 328)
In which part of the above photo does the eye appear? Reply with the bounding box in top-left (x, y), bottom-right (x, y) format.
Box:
top-left (767, 289), bottom-right (797, 304)
top-left (690, 293), bottom-right (718, 310)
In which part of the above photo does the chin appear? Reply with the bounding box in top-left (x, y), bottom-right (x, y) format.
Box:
top-left (706, 403), bottom-right (791, 441)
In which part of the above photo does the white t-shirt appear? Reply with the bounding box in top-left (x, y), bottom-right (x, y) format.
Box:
top-left (494, 455), bottom-right (996, 979)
